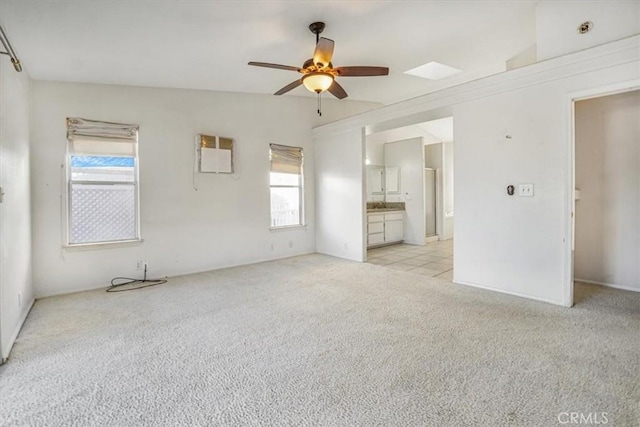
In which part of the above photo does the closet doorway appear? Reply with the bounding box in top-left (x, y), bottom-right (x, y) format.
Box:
top-left (572, 88), bottom-right (640, 303)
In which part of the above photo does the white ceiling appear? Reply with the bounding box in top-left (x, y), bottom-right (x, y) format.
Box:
top-left (0, 0), bottom-right (537, 105)
top-left (367, 116), bottom-right (453, 147)
top-left (418, 117), bottom-right (454, 142)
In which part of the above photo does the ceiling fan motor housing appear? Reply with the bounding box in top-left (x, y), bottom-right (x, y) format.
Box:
top-left (309, 22), bottom-right (325, 36)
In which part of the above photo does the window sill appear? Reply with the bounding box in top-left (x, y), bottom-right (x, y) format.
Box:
top-left (64, 239), bottom-right (143, 251)
top-left (269, 225), bottom-right (307, 232)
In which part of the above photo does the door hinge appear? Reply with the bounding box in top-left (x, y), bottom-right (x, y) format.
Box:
top-left (0, 186), bottom-right (4, 203)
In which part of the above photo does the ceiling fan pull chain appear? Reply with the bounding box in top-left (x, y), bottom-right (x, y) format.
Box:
top-left (317, 93), bottom-right (322, 116)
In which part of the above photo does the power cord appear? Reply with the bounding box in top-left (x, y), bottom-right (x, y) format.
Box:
top-left (106, 265), bottom-right (167, 293)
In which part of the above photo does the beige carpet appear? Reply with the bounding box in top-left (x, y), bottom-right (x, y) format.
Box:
top-left (1, 254), bottom-right (638, 426)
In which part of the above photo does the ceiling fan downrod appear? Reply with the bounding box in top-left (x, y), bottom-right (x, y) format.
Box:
top-left (309, 22), bottom-right (325, 45)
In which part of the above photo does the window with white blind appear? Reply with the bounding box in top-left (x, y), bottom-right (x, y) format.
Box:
top-left (65, 118), bottom-right (140, 245)
top-left (269, 144), bottom-right (304, 228)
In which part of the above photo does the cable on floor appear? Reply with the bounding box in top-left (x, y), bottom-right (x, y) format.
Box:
top-left (106, 265), bottom-right (167, 293)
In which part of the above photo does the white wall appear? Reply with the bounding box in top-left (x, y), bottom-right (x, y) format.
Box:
top-left (365, 139), bottom-right (384, 167)
top-left (454, 64), bottom-right (639, 305)
top-left (506, 44), bottom-right (537, 70)
top-left (574, 91), bottom-right (640, 291)
top-left (313, 36), bottom-right (640, 306)
top-left (384, 138), bottom-right (425, 245)
top-left (454, 89), bottom-right (568, 304)
top-left (30, 81), bottom-right (378, 297)
top-left (536, 1), bottom-right (640, 61)
top-left (424, 143), bottom-right (442, 170)
top-left (367, 125), bottom-right (439, 147)
top-left (442, 141), bottom-right (454, 240)
top-left (314, 128), bottom-right (366, 261)
top-left (0, 59), bottom-right (33, 359)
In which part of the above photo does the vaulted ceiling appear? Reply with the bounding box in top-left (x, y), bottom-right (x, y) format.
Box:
top-left (0, 0), bottom-right (537, 104)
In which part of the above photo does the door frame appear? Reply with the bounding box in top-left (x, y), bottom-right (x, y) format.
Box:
top-left (564, 79), bottom-right (640, 307)
top-left (423, 167), bottom-right (438, 238)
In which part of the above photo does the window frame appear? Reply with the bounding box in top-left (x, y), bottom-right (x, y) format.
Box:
top-left (63, 142), bottom-right (142, 248)
top-left (269, 145), bottom-right (305, 230)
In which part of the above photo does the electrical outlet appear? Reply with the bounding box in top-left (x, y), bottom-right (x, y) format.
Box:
top-left (518, 184), bottom-right (534, 197)
top-left (18, 292), bottom-right (22, 307)
top-left (288, 241), bottom-right (293, 248)
top-left (136, 260), bottom-right (149, 270)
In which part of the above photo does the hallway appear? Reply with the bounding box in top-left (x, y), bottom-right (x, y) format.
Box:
top-left (367, 240), bottom-right (454, 280)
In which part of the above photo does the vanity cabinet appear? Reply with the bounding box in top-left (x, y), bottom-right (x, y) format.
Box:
top-left (367, 211), bottom-right (404, 247)
top-left (383, 213), bottom-right (404, 242)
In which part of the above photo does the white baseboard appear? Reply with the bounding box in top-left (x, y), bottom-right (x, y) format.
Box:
top-left (454, 279), bottom-right (567, 307)
top-left (36, 283), bottom-right (108, 299)
top-left (2, 297), bottom-right (35, 363)
top-left (574, 278), bottom-right (639, 293)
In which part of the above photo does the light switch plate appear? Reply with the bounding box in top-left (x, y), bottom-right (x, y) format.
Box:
top-left (519, 183), bottom-right (534, 197)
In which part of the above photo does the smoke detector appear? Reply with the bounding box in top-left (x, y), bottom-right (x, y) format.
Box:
top-left (577, 21), bottom-right (593, 34)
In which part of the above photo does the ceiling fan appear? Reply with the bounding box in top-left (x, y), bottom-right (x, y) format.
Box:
top-left (248, 22), bottom-right (388, 114)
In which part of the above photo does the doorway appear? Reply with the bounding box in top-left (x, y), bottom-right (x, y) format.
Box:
top-left (424, 168), bottom-right (437, 238)
top-left (570, 87), bottom-right (640, 304)
top-left (364, 116), bottom-right (455, 281)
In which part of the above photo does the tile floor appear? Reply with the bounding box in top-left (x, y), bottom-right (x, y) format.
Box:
top-left (366, 239), bottom-right (454, 281)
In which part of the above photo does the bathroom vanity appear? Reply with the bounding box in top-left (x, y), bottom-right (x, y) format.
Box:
top-left (366, 209), bottom-right (404, 247)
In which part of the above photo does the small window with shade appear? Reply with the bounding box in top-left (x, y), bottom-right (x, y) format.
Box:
top-left (65, 117), bottom-right (140, 246)
top-left (269, 143), bottom-right (304, 228)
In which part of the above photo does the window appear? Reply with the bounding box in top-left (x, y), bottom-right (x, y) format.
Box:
top-left (269, 144), bottom-right (304, 228)
top-left (66, 118), bottom-right (140, 245)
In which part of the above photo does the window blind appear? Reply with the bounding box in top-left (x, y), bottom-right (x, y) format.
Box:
top-left (67, 117), bottom-right (138, 156)
top-left (270, 143), bottom-right (303, 174)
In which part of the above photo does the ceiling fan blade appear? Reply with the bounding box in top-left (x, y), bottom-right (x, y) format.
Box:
top-left (328, 80), bottom-right (348, 100)
top-left (334, 66), bottom-right (389, 77)
top-left (313, 37), bottom-right (334, 69)
top-left (248, 62), bottom-right (302, 72)
top-left (274, 79), bottom-right (303, 95)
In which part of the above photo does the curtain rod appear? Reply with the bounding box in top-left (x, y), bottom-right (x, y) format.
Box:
top-left (0, 24), bottom-right (22, 72)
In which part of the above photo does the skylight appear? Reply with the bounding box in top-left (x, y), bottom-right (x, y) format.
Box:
top-left (404, 61), bottom-right (462, 80)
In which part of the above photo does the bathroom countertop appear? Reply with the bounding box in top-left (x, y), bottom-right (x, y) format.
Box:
top-left (366, 208), bottom-right (405, 213)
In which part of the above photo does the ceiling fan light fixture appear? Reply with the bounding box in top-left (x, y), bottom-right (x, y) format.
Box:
top-left (302, 72), bottom-right (334, 93)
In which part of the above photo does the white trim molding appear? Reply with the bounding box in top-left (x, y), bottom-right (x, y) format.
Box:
top-left (574, 278), bottom-right (640, 293)
top-left (2, 298), bottom-right (35, 363)
top-left (453, 280), bottom-right (566, 307)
